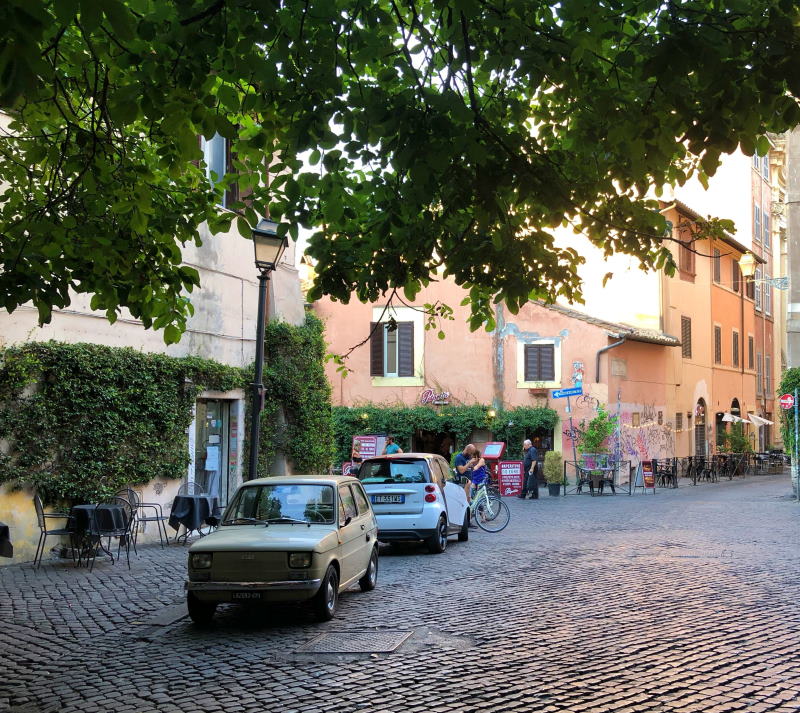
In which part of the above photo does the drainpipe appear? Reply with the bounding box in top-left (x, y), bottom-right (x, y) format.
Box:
top-left (596, 336), bottom-right (627, 383)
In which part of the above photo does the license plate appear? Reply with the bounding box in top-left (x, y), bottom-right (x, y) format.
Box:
top-left (371, 494), bottom-right (404, 504)
top-left (231, 591), bottom-right (262, 600)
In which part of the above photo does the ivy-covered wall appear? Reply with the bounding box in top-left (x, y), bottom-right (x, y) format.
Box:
top-left (0, 315), bottom-right (333, 504)
top-left (332, 404), bottom-right (558, 465)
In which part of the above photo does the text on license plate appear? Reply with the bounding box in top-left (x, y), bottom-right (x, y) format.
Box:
top-left (371, 494), bottom-right (405, 504)
top-left (231, 592), bottom-right (262, 600)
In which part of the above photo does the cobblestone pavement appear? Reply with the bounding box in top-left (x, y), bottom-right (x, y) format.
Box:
top-left (2, 473), bottom-right (800, 713)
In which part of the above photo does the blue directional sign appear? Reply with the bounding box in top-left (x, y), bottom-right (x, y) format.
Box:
top-left (551, 386), bottom-right (583, 399)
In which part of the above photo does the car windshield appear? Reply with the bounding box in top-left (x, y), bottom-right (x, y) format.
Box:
top-left (224, 484), bottom-right (335, 524)
top-left (358, 459), bottom-right (429, 484)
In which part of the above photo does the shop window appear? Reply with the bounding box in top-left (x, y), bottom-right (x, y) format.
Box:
top-left (681, 316), bottom-right (692, 358)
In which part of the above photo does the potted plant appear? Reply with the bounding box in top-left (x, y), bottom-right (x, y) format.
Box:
top-left (543, 451), bottom-right (563, 496)
top-left (577, 405), bottom-right (617, 463)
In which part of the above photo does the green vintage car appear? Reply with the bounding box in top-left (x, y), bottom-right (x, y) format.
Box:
top-left (185, 475), bottom-right (379, 624)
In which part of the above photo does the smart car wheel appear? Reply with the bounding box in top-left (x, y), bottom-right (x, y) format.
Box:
top-left (458, 509), bottom-right (469, 542)
top-left (313, 564), bottom-right (339, 621)
top-left (359, 548), bottom-right (379, 592)
top-left (426, 516), bottom-right (448, 554)
top-left (187, 593), bottom-right (217, 626)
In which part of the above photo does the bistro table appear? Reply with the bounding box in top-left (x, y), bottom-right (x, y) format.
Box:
top-left (69, 504), bottom-right (128, 566)
top-left (168, 495), bottom-right (221, 543)
top-left (0, 521), bottom-right (12, 558)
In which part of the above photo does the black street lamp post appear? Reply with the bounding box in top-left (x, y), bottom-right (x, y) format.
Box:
top-left (247, 219), bottom-right (287, 481)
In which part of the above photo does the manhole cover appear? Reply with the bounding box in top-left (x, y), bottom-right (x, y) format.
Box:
top-left (298, 630), bottom-right (413, 654)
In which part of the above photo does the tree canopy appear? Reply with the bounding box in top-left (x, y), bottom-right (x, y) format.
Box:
top-left (1, 0), bottom-right (799, 339)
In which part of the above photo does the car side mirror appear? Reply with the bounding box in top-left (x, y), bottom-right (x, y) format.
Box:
top-left (343, 516), bottom-right (352, 527)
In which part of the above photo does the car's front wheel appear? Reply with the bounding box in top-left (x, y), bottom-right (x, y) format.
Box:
top-left (187, 592), bottom-right (217, 626)
top-left (426, 516), bottom-right (448, 554)
top-left (313, 564), bottom-right (339, 621)
top-left (359, 548), bottom-right (379, 592)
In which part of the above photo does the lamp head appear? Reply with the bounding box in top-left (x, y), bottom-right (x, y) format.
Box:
top-left (252, 219), bottom-right (287, 272)
top-left (738, 251), bottom-right (756, 278)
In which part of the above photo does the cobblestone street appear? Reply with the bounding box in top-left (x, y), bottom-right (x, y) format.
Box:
top-left (2, 474), bottom-right (800, 713)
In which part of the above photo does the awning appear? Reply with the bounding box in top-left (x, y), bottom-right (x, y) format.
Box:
top-left (722, 412), bottom-right (745, 423)
top-left (749, 414), bottom-right (774, 426)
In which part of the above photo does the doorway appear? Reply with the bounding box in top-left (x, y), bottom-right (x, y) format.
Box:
top-left (194, 399), bottom-right (239, 505)
top-left (694, 399), bottom-right (707, 457)
top-left (412, 430), bottom-right (456, 460)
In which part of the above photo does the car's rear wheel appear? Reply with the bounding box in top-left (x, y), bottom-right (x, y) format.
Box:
top-left (359, 548), bottom-right (379, 592)
top-left (457, 509), bottom-right (469, 542)
top-left (313, 564), bottom-right (339, 621)
top-left (187, 592), bottom-right (217, 626)
top-left (426, 516), bottom-right (448, 554)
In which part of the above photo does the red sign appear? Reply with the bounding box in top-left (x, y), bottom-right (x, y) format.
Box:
top-left (342, 461), bottom-right (354, 476)
top-left (779, 393), bottom-right (795, 410)
top-left (353, 435), bottom-right (378, 459)
top-left (420, 388), bottom-right (450, 405)
top-left (497, 461), bottom-right (524, 497)
top-left (642, 460), bottom-right (655, 489)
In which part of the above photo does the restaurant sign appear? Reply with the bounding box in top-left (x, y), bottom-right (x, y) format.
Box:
top-left (420, 388), bottom-right (450, 405)
top-left (497, 461), bottom-right (524, 497)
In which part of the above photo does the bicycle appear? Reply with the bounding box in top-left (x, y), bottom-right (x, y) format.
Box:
top-left (468, 480), bottom-right (510, 532)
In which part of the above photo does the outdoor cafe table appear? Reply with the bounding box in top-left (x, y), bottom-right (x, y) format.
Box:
top-left (0, 521), bottom-right (12, 558)
top-left (69, 504), bottom-right (128, 564)
top-left (168, 495), bottom-right (221, 543)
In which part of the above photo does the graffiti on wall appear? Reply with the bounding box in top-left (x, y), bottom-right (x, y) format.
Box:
top-left (616, 402), bottom-right (674, 464)
top-left (571, 360), bottom-right (585, 387)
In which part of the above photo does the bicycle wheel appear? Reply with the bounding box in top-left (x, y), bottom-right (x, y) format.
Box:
top-left (474, 496), bottom-right (510, 532)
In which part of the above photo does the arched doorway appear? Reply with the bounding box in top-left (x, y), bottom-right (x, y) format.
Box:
top-left (730, 398), bottom-right (741, 416)
top-left (694, 399), bottom-right (707, 457)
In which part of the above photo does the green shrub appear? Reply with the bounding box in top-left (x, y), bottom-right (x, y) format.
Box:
top-left (543, 451), bottom-right (563, 484)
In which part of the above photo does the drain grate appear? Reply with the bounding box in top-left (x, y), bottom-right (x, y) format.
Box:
top-left (298, 630), bottom-right (413, 654)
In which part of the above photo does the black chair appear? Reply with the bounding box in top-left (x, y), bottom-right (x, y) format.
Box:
top-left (33, 494), bottom-right (74, 569)
top-left (88, 498), bottom-right (135, 571)
top-left (118, 487), bottom-right (169, 548)
top-left (177, 481), bottom-right (204, 496)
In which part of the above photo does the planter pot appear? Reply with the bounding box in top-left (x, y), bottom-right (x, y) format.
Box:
top-left (547, 483), bottom-right (562, 496)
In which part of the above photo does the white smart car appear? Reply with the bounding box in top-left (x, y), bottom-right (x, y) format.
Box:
top-left (355, 453), bottom-right (470, 554)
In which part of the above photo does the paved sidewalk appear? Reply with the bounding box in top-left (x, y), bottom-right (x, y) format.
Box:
top-left (2, 474), bottom-right (799, 713)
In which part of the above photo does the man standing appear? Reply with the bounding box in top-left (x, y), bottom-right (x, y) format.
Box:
top-left (454, 444), bottom-right (477, 500)
top-left (383, 436), bottom-right (403, 454)
top-left (518, 439), bottom-right (539, 499)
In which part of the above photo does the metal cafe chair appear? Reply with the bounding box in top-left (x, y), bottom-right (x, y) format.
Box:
top-left (32, 494), bottom-right (75, 569)
top-left (118, 487), bottom-right (169, 549)
top-left (87, 498), bottom-right (135, 571)
top-left (177, 481), bottom-right (204, 496)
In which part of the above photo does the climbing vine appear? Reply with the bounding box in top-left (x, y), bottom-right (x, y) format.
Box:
top-left (248, 314), bottom-right (334, 477)
top-left (0, 342), bottom-right (244, 504)
top-left (0, 317), bottom-right (334, 504)
top-left (332, 404), bottom-right (558, 465)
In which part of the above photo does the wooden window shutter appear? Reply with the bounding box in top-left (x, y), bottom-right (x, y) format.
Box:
top-left (524, 344), bottom-right (555, 381)
top-left (397, 322), bottom-right (415, 377)
top-left (369, 323), bottom-right (384, 377)
top-left (714, 326), bottom-right (722, 364)
top-left (681, 317), bottom-right (692, 358)
top-left (524, 344), bottom-right (538, 382)
top-left (225, 138), bottom-right (239, 209)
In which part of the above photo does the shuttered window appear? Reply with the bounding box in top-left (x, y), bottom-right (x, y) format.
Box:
top-left (748, 336), bottom-right (754, 369)
top-left (369, 322), bottom-right (414, 377)
top-left (732, 260), bottom-right (741, 293)
top-left (756, 353), bottom-right (763, 395)
top-left (754, 204), bottom-right (761, 243)
top-left (675, 412), bottom-right (683, 431)
top-left (524, 344), bottom-right (555, 382)
top-left (765, 355), bottom-right (772, 397)
top-left (681, 317), bottom-right (692, 358)
top-left (713, 249), bottom-right (721, 283)
top-left (714, 326), bottom-right (722, 364)
top-left (763, 210), bottom-right (771, 249)
top-left (732, 331), bottom-right (739, 367)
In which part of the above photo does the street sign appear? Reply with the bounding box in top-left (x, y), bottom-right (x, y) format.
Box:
top-left (779, 393), bottom-right (795, 410)
top-left (551, 386), bottom-right (583, 399)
